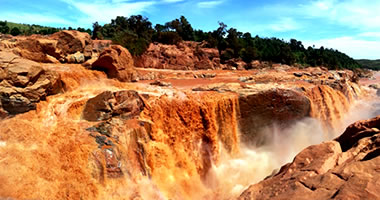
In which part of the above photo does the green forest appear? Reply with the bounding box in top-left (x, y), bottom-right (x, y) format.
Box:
top-left (356, 59), bottom-right (380, 70)
top-left (0, 20), bottom-right (91, 36)
top-left (0, 16), bottom-right (367, 70)
top-left (92, 15), bottom-right (361, 70)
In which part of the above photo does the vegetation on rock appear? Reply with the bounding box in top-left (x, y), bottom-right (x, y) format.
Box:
top-left (92, 15), bottom-right (361, 70)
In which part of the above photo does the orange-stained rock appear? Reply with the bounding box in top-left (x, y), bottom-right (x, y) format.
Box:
top-left (92, 45), bottom-right (137, 82)
top-left (50, 30), bottom-right (91, 56)
top-left (0, 51), bottom-right (62, 116)
top-left (134, 41), bottom-right (222, 70)
top-left (13, 30), bottom-right (92, 63)
top-left (238, 115), bottom-right (380, 200)
top-left (82, 90), bottom-right (145, 121)
top-left (14, 38), bottom-right (59, 63)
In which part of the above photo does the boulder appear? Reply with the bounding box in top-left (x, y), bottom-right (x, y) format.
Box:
top-left (92, 45), bottom-right (137, 82)
top-left (15, 38), bottom-right (59, 63)
top-left (66, 51), bottom-right (85, 63)
top-left (14, 30), bottom-right (91, 63)
top-left (50, 30), bottom-right (91, 56)
top-left (238, 115), bottom-right (380, 200)
top-left (82, 90), bottom-right (145, 121)
top-left (0, 52), bottom-right (62, 116)
top-left (83, 39), bottom-right (112, 60)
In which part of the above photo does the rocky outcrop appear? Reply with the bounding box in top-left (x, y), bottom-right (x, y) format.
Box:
top-left (0, 52), bottom-right (62, 116)
top-left (238, 115), bottom-right (380, 200)
top-left (82, 90), bottom-right (145, 121)
top-left (91, 45), bottom-right (137, 82)
top-left (7, 31), bottom-right (111, 64)
top-left (134, 41), bottom-right (223, 70)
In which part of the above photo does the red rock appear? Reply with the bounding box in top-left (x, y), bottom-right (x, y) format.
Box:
top-left (91, 45), bottom-right (137, 82)
top-left (238, 115), bottom-right (380, 200)
top-left (134, 41), bottom-right (224, 70)
top-left (50, 30), bottom-right (91, 56)
top-left (82, 90), bottom-right (145, 121)
top-left (14, 38), bottom-right (59, 63)
top-left (0, 51), bottom-right (62, 116)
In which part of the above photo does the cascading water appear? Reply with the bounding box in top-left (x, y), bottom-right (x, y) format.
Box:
top-left (0, 64), bottom-right (378, 200)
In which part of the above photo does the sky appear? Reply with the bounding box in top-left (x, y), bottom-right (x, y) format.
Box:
top-left (0, 0), bottom-right (379, 59)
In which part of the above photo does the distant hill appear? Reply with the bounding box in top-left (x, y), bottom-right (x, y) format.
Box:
top-left (0, 20), bottom-right (91, 36)
top-left (356, 59), bottom-right (380, 70)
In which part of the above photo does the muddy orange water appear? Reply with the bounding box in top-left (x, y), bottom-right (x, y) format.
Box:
top-left (0, 65), bottom-right (379, 200)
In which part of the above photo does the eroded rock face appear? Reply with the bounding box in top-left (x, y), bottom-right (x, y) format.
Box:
top-left (10, 30), bottom-right (108, 64)
top-left (0, 52), bottom-right (62, 116)
top-left (82, 90), bottom-right (145, 121)
top-left (50, 30), bottom-right (91, 56)
top-left (134, 41), bottom-right (223, 70)
top-left (92, 45), bottom-right (137, 82)
top-left (238, 115), bottom-right (380, 200)
top-left (14, 38), bottom-right (60, 63)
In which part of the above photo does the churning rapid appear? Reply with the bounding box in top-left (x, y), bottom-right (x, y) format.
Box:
top-left (0, 61), bottom-right (378, 200)
top-left (0, 30), bottom-right (379, 200)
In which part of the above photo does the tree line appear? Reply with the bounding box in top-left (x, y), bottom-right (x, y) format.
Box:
top-left (0, 20), bottom-right (91, 36)
top-left (91, 15), bottom-right (361, 70)
top-left (0, 16), bottom-right (361, 70)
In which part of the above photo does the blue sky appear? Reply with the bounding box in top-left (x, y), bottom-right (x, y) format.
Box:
top-left (0, 0), bottom-right (379, 59)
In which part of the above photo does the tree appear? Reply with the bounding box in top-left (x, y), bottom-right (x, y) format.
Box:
top-left (0, 21), bottom-right (9, 34)
top-left (92, 22), bottom-right (103, 39)
top-left (10, 27), bottom-right (21, 36)
top-left (178, 16), bottom-right (194, 40)
top-left (226, 28), bottom-right (243, 58)
top-left (155, 31), bottom-right (182, 45)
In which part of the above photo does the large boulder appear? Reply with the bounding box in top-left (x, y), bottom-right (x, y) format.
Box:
top-left (91, 45), bottom-right (137, 82)
top-left (13, 30), bottom-right (91, 63)
top-left (238, 115), bottom-right (380, 200)
top-left (14, 38), bottom-right (60, 63)
top-left (0, 52), bottom-right (62, 116)
top-left (82, 90), bottom-right (145, 121)
top-left (50, 30), bottom-right (91, 56)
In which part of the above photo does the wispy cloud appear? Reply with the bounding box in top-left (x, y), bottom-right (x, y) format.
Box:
top-left (60, 0), bottom-right (155, 26)
top-left (269, 17), bottom-right (300, 32)
top-left (161, 0), bottom-right (185, 3)
top-left (304, 36), bottom-right (380, 59)
top-left (300, 0), bottom-right (380, 30)
top-left (0, 12), bottom-right (72, 27)
top-left (359, 32), bottom-right (380, 38)
top-left (197, 0), bottom-right (224, 8)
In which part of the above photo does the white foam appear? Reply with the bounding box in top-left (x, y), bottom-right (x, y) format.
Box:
top-left (0, 141), bottom-right (6, 147)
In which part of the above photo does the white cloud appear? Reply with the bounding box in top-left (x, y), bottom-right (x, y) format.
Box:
top-left (301, 0), bottom-right (380, 30)
top-left (61, 0), bottom-right (155, 26)
top-left (359, 32), bottom-right (380, 38)
top-left (270, 18), bottom-right (300, 32)
top-left (197, 0), bottom-right (224, 8)
top-left (161, 0), bottom-right (185, 3)
top-left (303, 36), bottom-right (380, 59)
top-left (0, 12), bottom-right (72, 26)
